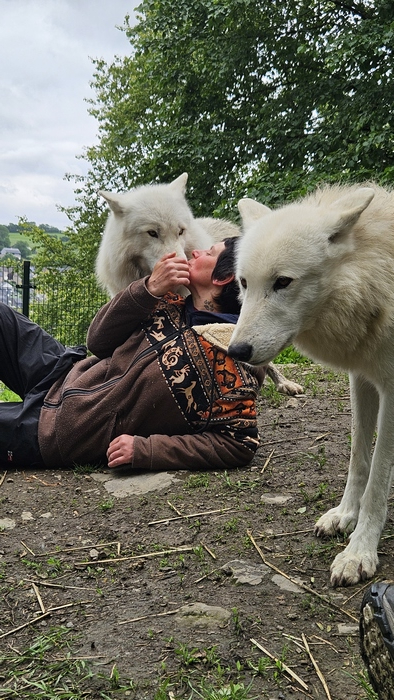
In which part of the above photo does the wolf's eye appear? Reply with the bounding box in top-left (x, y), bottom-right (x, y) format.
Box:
top-left (179, 228), bottom-right (185, 236)
top-left (239, 277), bottom-right (247, 289)
top-left (273, 276), bottom-right (292, 291)
top-left (147, 230), bottom-right (158, 238)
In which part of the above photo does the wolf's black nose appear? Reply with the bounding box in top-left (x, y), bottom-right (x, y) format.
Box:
top-left (228, 342), bottom-right (253, 362)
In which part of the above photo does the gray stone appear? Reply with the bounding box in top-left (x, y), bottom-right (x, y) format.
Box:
top-left (271, 574), bottom-right (303, 593)
top-left (0, 518), bottom-right (16, 530)
top-left (337, 623), bottom-right (359, 636)
top-left (91, 471), bottom-right (180, 497)
top-left (223, 559), bottom-right (270, 585)
top-left (175, 602), bottom-right (231, 629)
top-left (261, 494), bottom-right (292, 505)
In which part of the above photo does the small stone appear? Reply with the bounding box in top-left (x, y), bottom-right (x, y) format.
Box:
top-left (337, 623), bottom-right (359, 636)
top-left (0, 518), bottom-right (16, 530)
top-left (261, 494), bottom-right (292, 505)
top-left (21, 511), bottom-right (35, 521)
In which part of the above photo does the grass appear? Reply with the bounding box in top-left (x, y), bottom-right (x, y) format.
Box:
top-left (0, 383), bottom-right (21, 402)
top-left (0, 626), bottom-right (135, 698)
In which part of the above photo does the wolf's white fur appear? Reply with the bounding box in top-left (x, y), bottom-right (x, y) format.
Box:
top-left (229, 183), bottom-right (394, 586)
top-left (95, 173), bottom-right (238, 297)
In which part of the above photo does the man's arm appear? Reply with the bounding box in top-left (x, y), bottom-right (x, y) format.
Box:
top-left (107, 429), bottom-right (259, 472)
top-left (87, 254), bottom-right (190, 358)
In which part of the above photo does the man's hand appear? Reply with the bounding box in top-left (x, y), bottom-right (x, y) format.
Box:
top-left (146, 252), bottom-right (190, 296)
top-left (107, 434), bottom-right (134, 468)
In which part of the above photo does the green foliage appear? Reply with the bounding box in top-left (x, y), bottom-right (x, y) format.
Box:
top-left (275, 346), bottom-right (311, 365)
top-left (13, 239), bottom-right (32, 259)
top-left (58, 0), bottom-right (394, 255)
top-left (0, 224), bottom-right (11, 248)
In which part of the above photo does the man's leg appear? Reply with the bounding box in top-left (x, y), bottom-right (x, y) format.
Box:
top-left (0, 303), bottom-right (87, 467)
top-left (0, 302), bottom-right (67, 398)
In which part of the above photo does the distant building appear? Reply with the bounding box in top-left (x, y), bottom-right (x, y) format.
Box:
top-left (0, 247), bottom-right (22, 260)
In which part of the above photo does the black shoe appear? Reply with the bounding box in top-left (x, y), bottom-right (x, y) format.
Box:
top-left (360, 582), bottom-right (394, 699)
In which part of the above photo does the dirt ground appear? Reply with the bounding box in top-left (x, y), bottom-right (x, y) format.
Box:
top-left (0, 363), bottom-right (390, 699)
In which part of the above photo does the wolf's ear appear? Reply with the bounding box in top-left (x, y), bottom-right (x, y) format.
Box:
top-left (238, 198), bottom-right (271, 229)
top-left (329, 187), bottom-right (375, 242)
top-left (99, 191), bottom-right (125, 216)
top-left (169, 173), bottom-right (188, 193)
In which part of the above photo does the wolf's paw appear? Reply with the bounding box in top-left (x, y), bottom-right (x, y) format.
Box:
top-left (314, 506), bottom-right (357, 537)
top-left (330, 548), bottom-right (378, 587)
top-left (276, 379), bottom-right (304, 396)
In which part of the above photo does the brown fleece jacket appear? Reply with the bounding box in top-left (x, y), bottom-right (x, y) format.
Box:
top-left (38, 278), bottom-right (262, 471)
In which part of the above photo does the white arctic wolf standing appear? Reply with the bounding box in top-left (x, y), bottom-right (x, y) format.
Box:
top-left (96, 172), bottom-right (302, 396)
top-left (95, 172), bottom-right (239, 297)
top-left (228, 183), bottom-right (394, 586)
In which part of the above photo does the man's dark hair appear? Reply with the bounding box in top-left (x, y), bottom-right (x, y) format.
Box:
top-left (212, 237), bottom-right (241, 314)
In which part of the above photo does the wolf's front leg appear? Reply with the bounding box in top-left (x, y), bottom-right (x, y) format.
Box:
top-left (266, 363), bottom-right (304, 396)
top-left (315, 374), bottom-right (378, 550)
top-left (329, 384), bottom-right (394, 586)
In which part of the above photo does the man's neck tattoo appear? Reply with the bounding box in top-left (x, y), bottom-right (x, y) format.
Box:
top-left (203, 299), bottom-right (215, 312)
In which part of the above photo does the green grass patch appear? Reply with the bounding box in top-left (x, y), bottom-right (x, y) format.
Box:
top-left (274, 346), bottom-right (311, 364)
top-left (0, 382), bottom-right (21, 402)
top-left (0, 625), bottom-right (135, 698)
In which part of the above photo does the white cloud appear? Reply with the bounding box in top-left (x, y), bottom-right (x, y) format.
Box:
top-left (0, 0), bottom-right (137, 229)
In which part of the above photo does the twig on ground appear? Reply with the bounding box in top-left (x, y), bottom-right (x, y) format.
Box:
top-left (0, 470), bottom-right (7, 488)
top-left (34, 541), bottom-right (120, 557)
top-left (31, 582), bottom-right (46, 614)
top-left (250, 637), bottom-right (308, 691)
top-left (194, 568), bottom-right (220, 583)
top-left (313, 433), bottom-right (331, 442)
top-left (343, 578), bottom-right (376, 605)
top-left (282, 632), bottom-right (307, 651)
top-left (20, 541), bottom-right (36, 556)
top-left (247, 530), bottom-right (358, 622)
top-left (302, 632), bottom-right (332, 700)
top-left (47, 601), bottom-right (92, 612)
top-left (24, 578), bottom-right (96, 591)
top-left (119, 607), bottom-right (181, 625)
top-left (167, 500), bottom-right (183, 516)
top-left (261, 449), bottom-right (275, 473)
top-left (24, 474), bottom-right (60, 487)
top-left (311, 635), bottom-right (339, 653)
top-left (257, 528), bottom-right (314, 538)
top-left (74, 546), bottom-right (194, 567)
top-left (200, 542), bottom-right (216, 559)
top-left (0, 612), bottom-right (51, 639)
top-left (148, 507), bottom-right (234, 526)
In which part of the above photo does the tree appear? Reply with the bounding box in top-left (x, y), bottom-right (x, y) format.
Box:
top-left (0, 225), bottom-right (11, 249)
top-left (13, 240), bottom-right (32, 260)
top-left (46, 0), bottom-right (393, 273)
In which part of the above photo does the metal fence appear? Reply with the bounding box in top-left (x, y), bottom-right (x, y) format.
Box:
top-left (0, 261), bottom-right (109, 346)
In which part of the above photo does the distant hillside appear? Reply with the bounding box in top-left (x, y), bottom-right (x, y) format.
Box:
top-left (5, 222), bottom-right (64, 234)
top-left (0, 223), bottom-right (67, 261)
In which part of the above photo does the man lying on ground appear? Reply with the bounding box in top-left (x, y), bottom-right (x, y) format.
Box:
top-left (0, 238), bottom-right (264, 472)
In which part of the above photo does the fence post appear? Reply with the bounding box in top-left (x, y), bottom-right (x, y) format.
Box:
top-left (22, 260), bottom-right (31, 318)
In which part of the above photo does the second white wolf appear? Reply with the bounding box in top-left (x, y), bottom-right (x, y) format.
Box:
top-left (229, 183), bottom-right (394, 586)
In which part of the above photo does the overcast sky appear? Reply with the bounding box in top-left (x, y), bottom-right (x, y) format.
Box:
top-left (0, 0), bottom-right (138, 230)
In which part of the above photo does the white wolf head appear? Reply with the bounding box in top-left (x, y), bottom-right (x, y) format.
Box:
top-left (228, 187), bottom-right (375, 366)
top-left (96, 173), bottom-right (213, 297)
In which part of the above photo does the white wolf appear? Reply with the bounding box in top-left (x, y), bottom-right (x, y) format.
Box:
top-left (95, 172), bottom-right (239, 297)
top-left (228, 183), bottom-right (394, 586)
top-left (96, 172), bottom-right (302, 397)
